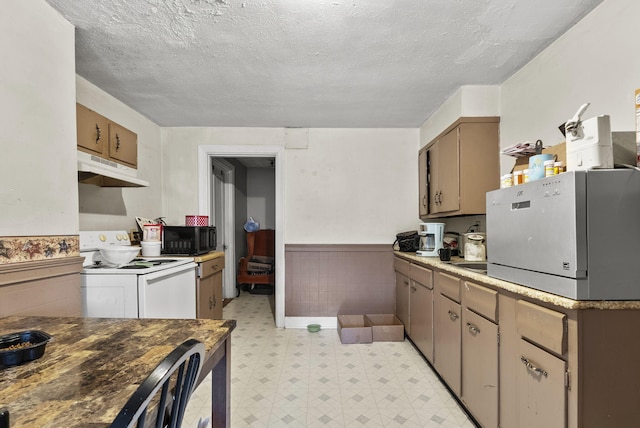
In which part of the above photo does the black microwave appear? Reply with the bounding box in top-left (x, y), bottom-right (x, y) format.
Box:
top-left (162, 226), bottom-right (216, 255)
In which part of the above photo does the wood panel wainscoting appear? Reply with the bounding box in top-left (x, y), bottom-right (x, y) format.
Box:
top-left (285, 244), bottom-right (394, 326)
top-left (0, 257), bottom-right (84, 317)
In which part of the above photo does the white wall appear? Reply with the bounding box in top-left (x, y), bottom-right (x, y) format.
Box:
top-left (0, 0), bottom-right (77, 236)
top-left (247, 168), bottom-right (276, 229)
top-left (420, 85), bottom-right (500, 147)
top-left (76, 76), bottom-right (164, 231)
top-left (499, 0), bottom-right (639, 174)
top-left (162, 127), bottom-right (418, 244)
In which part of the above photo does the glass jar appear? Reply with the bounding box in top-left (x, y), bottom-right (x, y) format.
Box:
top-left (464, 234), bottom-right (486, 261)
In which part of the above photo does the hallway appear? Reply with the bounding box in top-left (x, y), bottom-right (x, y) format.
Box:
top-left (185, 292), bottom-right (475, 427)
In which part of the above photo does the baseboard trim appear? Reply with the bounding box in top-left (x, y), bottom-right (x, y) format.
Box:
top-left (284, 316), bottom-right (337, 329)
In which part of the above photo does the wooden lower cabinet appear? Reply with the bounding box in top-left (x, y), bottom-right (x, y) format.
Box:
top-left (196, 257), bottom-right (224, 319)
top-left (516, 339), bottom-right (566, 428)
top-left (409, 277), bottom-right (434, 362)
top-left (434, 292), bottom-right (462, 396)
top-left (461, 308), bottom-right (499, 428)
top-left (396, 256), bottom-right (640, 428)
top-left (394, 258), bottom-right (411, 334)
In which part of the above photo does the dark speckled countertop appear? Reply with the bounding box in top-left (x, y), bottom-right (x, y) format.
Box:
top-left (0, 316), bottom-right (236, 427)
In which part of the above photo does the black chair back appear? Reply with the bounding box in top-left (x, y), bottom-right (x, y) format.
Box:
top-left (111, 339), bottom-right (205, 428)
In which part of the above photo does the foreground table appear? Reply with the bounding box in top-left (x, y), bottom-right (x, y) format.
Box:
top-left (0, 316), bottom-right (236, 428)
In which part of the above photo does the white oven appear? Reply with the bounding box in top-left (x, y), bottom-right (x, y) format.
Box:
top-left (80, 231), bottom-right (197, 319)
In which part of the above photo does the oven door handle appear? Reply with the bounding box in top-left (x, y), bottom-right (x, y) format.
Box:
top-left (143, 262), bottom-right (197, 282)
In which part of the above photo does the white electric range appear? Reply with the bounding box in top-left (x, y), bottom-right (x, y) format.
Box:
top-left (79, 230), bottom-right (197, 319)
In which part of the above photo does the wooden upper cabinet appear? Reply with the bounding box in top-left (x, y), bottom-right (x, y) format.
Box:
top-left (418, 148), bottom-right (428, 217)
top-left (108, 122), bottom-right (137, 167)
top-left (420, 117), bottom-right (500, 218)
top-left (76, 103), bottom-right (138, 168)
top-left (77, 103), bottom-right (108, 155)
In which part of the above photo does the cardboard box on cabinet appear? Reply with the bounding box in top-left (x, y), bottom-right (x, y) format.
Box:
top-left (337, 315), bottom-right (372, 344)
top-left (365, 314), bottom-right (405, 342)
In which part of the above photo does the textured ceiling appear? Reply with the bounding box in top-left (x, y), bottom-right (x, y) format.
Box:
top-left (45, 0), bottom-right (604, 128)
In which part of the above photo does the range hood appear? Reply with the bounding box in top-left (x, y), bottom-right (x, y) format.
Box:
top-left (77, 151), bottom-right (149, 187)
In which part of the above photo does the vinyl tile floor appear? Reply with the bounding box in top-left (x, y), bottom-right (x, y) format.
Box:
top-left (184, 292), bottom-right (476, 428)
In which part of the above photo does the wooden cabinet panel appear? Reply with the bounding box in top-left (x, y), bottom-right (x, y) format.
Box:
top-left (196, 258), bottom-right (224, 319)
top-left (462, 308), bottom-right (499, 428)
top-left (436, 271), bottom-right (460, 302)
top-left (410, 263), bottom-right (432, 289)
top-left (394, 257), bottom-right (410, 276)
top-left (410, 279), bottom-right (434, 362)
top-left (77, 103), bottom-right (108, 155)
top-left (517, 299), bottom-right (567, 355)
top-left (395, 270), bottom-right (410, 335)
top-left (434, 293), bottom-right (461, 395)
top-left (517, 339), bottom-right (566, 428)
top-left (463, 280), bottom-right (498, 322)
top-left (418, 148), bottom-right (429, 217)
top-left (434, 128), bottom-right (460, 213)
top-left (108, 123), bottom-right (137, 168)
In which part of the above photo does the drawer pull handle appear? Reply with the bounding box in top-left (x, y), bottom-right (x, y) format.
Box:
top-left (520, 356), bottom-right (548, 377)
top-left (466, 322), bottom-right (480, 334)
top-left (403, 280), bottom-right (409, 286)
top-left (448, 310), bottom-right (459, 321)
top-left (410, 286), bottom-right (417, 292)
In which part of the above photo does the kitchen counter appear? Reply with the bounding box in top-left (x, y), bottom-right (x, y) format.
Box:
top-left (395, 251), bottom-right (640, 310)
top-left (193, 250), bottom-right (225, 263)
top-left (0, 316), bottom-right (235, 427)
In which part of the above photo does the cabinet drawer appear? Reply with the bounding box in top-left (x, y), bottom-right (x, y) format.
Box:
top-left (410, 264), bottom-right (433, 289)
top-left (394, 257), bottom-right (411, 276)
top-left (436, 271), bottom-right (460, 302)
top-left (516, 300), bottom-right (566, 356)
top-left (463, 281), bottom-right (498, 322)
top-left (200, 257), bottom-right (225, 278)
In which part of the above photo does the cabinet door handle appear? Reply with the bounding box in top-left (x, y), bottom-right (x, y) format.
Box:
top-left (209, 296), bottom-right (213, 310)
top-left (422, 195), bottom-right (427, 207)
top-left (410, 286), bottom-right (417, 292)
top-left (466, 322), bottom-right (480, 334)
top-left (448, 310), bottom-right (459, 321)
top-left (115, 133), bottom-right (121, 151)
top-left (520, 356), bottom-right (548, 377)
top-left (403, 280), bottom-right (409, 286)
top-left (95, 124), bottom-right (101, 143)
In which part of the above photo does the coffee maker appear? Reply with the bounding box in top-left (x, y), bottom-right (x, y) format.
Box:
top-left (417, 223), bottom-right (444, 257)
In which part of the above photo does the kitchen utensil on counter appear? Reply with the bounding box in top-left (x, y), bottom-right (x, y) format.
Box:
top-left (459, 232), bottom-right (486, 259)
top-left (438, 247), bottom-right (451, 261)
top-left (464, 234), bottom-right (486, 261)
top-left (417, 223), bottom-right (444, 257)
top-left (99, 246), bottom-right (141, 266)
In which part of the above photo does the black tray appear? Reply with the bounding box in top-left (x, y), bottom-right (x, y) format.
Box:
top-left (0, 330), bottom-right (52, 368)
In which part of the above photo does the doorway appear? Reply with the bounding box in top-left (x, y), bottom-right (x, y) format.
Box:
top-left (198, 145), bottom-right (285, 328)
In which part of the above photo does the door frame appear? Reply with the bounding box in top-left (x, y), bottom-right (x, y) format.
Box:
top-left (198, 145), bottom-right (285, 328)
top-left (210, 157), bottom-right (235, 300)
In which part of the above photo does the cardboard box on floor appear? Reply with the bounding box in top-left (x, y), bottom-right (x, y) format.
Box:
top-left (511, 142), bottom-right (566, 173)
top-left (338, 315), bottom-right (372, 344)
top-left (365, 314), bottom-right (405, 342)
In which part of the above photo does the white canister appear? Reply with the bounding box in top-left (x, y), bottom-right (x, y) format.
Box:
top-left (140, 241), bottom-right (161, 257)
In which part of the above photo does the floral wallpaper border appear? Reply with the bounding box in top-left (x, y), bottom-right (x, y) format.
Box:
top-left (0, 235), bottom-right (79, 264)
